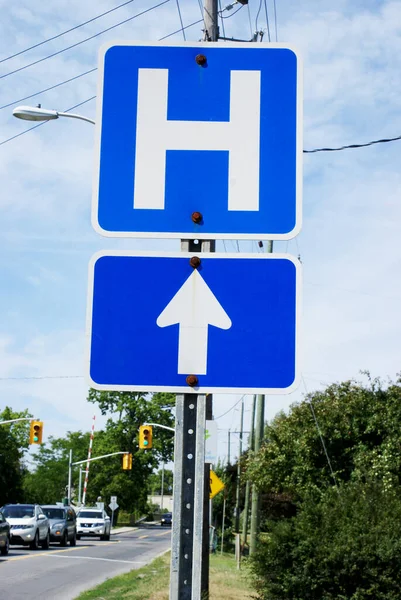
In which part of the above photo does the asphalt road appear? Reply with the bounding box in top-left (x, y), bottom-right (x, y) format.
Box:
top-left (0, 525), bottom-right (171, 600)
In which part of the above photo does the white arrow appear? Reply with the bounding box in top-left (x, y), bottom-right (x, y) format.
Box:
top-left (156, 270), bottom-right (232, 375)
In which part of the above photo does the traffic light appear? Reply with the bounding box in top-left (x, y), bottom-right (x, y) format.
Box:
top-left (139, 425), bottom-right (153, 449)
top-left (29, 420), bottom-right (43, 444)
top-left (122, 453), bottom-right (132, 470)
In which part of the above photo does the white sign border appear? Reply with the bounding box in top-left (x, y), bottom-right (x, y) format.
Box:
top-left (92, 41), bottom-right (303, 241)
top-left (85, 251), bottom-right (302, 395)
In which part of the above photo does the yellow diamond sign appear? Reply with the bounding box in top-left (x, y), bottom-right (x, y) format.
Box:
top-left (209, 470), bottom-right (225, 499)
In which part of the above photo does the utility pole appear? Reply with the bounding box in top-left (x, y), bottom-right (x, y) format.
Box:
top-left (235, 397), bottom-right (244, 534)
top-left (249, 241), bottom-right (272, 554)
top-left (228, 430), bottom-right (231, 465)
top-left (161, 461), bottom-right (165, 512)
top-left (67, 449), bottom-right (72, 505)
top-left (242, 395), bottom-right (256, 547)
top-left (250, 394), bottom-right (265, 554)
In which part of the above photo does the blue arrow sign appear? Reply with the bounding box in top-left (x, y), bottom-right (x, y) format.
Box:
top-left (86, 252), bottom-right (301, 394)
top-left (93, 42), bottom-right (302, 240)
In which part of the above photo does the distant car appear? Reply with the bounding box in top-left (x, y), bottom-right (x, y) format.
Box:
top-left (1, 504), bottom-right (49, 550)
top-left (76, 508), bottom-right (111, 540)
top-left (161, 512), bottom-right (172, 526)
top-left (41, 505), bottom-right (77, 546)
top-left (0, 511), bottom-right (10, 555)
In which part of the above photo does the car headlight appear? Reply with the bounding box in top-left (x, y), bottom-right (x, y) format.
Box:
top-left (93, 522), bottom-right (104, 527)
top-left (52, 522), bottom-right (65, 529)
top-left (17, 524), bottom-right (35, 530)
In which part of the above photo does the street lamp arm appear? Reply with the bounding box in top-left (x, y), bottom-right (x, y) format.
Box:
top-left (57, 111), bottom-right (95, 125)
top-left (144, 422), bottom-right (175, 433)
top-left (0, 417), bottom-right (35, 425)
top-left (71, 451), bottom-right (128, 466)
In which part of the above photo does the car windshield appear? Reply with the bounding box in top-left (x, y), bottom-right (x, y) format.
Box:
top-left (2, 505), bottom-right (34, 519)
top-left (42, 508), bottom-right (65, 520)
top-left (78, 511), bottom-right (103, 519)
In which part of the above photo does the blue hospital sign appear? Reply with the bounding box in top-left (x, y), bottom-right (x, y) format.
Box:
top-left (86, 252), bottom-right (301, 394)
top-left (93, 42), bottom-right (302, 240)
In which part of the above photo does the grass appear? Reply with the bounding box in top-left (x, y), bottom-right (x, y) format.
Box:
top-left (76, 552), bottom-right (254, 599)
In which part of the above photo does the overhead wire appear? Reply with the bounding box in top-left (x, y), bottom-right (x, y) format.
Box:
top-left (0, 68), bottom-right (97, 111)
top-left (215, 395), bottom-right (246, 420)
top-left (0, 0), bottom-right (137, 65)
top-left (0, 17), bottom-right (204, 148)
top-left (263, 0), bottom-right (271, 41)
top-left (175, 0), bottom-right (187, 40)
top-left (159, 18), bottom-right (203, 39)
top-left (0, 0), bottom-right (171, 81)
top-left (304, 135), bottom-right (401, 153)
top-left (255, 0), bottom-right (263, 31)
top-left (273, 0), bottom-right (278, 41)
top-left (247, 3), bottom-right (254, 38)
top-left (220, 4), bottom-right (244, 19)
top-left (302, 377), bottom-right (341, 496)
top-left (218, 0), bottom-right (227, 39)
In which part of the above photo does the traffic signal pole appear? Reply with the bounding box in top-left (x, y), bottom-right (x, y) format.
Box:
top-left (68, 451), bottom-right (130, 505)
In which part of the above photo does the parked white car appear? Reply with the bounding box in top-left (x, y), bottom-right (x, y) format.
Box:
top-left (2, 504), bottom-right (50, 550)
top-left (76, 508), bottom-right (111, 540)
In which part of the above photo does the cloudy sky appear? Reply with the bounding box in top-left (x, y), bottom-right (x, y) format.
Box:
top-left (1, 0), bottom-right (400, 466)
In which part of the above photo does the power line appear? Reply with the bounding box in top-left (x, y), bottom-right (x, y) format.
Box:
top-left (273, 0), bottom-right (278, 41)
top-left (255, 0), bottom-right (263, 31)
top-left (0, 0), bottom-right (170, 81)
top-left (304, 134), bottom-right (401, 153)
top-left (1, 15), bottom-right (203, 113)
top-left (218, 0), bottom-right (227, 39)
top-left (302, 377), bottom-right (341, 496)
top-left (0, 96), bottom-right (95, 147)
top-left (263, 0), bottom-right (271, 42)
top-left (0, 68), bottom-right (97, 111)
top-left (246, 3), bottom-right (253, 38)
top-left (220, 4), bottom-right (244, 18)
top-left (215, 395), bottom-right (246, 420)
top-left (175, 0), bottom-right (186, 40)
top-left (0, 0), bottom-right (137, 65)
top-left (159, 18), bottom-right (203, 39)
top-left (0, 19), bottom-right (205, 149)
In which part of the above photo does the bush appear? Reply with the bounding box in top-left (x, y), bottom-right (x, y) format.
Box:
top-left (250, 480), bottom-right (401, 600)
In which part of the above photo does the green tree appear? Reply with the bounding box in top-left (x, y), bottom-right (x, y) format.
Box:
top-left (247, 376), bottom-right (401, 500)
top-left (251, 480), bottom-right (401, 600)
top-left (23, 431), bottom-right (90, 504)
top-left (0, 407), bottom-right (31, 505)
top-left (148, 468), bottom-right (173, 495)
top-left (86, 390), bottom-right (175, 513)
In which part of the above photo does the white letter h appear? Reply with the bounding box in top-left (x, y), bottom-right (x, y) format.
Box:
top-left (133, 69), bottom-right (261, 211)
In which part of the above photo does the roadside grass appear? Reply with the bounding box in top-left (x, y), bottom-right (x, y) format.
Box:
top-left (77, 551), bottom-right (254, 599)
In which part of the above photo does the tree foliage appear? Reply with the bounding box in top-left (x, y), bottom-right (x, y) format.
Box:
top-left (0, 407), bottom-right (31, 506)
top-left (247, 377), bottom-right (401, 499)
top-left (247, 376), bottom-right (401, 599)
top-left (251, 481), bottom-right (401, 600)
top-left (23, 391), bottom-right (175, 513)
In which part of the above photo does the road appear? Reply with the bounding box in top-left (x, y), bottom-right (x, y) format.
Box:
top-left (0, 525), bottom-right (171, 600)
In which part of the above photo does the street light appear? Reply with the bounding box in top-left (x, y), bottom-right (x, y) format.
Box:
top-left (12, 104), bottom-right (95, 125)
